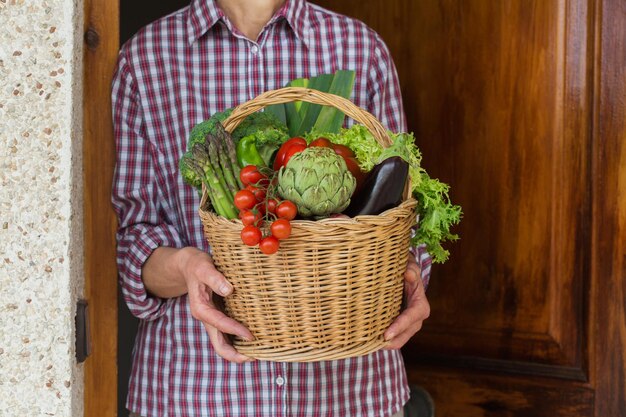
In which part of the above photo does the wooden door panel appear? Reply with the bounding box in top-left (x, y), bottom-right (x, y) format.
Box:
top-left (406, 366), bottom-right (594, 417)
top-left (314, 0), bottom-right (589, 369)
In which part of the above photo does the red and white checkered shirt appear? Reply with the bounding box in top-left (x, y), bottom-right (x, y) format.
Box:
top-left (112, 1), bottom-right (431, 416)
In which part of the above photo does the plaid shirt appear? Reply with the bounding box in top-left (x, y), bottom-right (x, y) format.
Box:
top-left (112, 1), bottom-right (431, 416)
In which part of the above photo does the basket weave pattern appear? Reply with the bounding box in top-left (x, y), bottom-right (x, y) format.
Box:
top-left (199, 87), bottom-right (417, 362)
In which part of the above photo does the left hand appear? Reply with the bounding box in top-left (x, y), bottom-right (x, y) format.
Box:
top-left (383, 255), bottom-right (430, 349)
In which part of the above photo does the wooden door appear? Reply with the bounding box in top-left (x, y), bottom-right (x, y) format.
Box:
top-left (313, 0), bottom-right (626, 416)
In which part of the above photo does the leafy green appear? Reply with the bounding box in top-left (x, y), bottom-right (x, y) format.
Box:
top-left (322, 125), bottom-right (463, 263)
top-left (231, 111), bottom-right (288, 145)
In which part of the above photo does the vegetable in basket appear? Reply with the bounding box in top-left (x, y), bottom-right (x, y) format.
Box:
top-left (320, 125), bottom-right (463, 263)
top-left (235, 113), bottom-right (289, 168)
top-left (179, 122), bottom-right (241, 219)
top-left (343, 156), bottom-right (409, 217)
top-left (277, 147), bottom-right (356, 218)
top-left (182, 110), bottom-right (289, 191)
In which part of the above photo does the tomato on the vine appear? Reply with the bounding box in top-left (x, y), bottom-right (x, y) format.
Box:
top-left (309, 137), bottom-right (332, 148)
top-left (266, 198), bottom-right (278, 214)
top-left (259, 236), bottom-right (280, 254)
top-left (245, 184), bottom-right (266, 202)
top-left (276, 200), bottom-right (297, 220)
top-left (273, 137), bottom-right (307, 170)
top-left (240, 225), bottom-right (262, 246)
top-left (331, 143), bottom-right (356, 158)
top-left (234, 189), bottom-right (256, 210)
top-left (239, 165), bottom-right (266, 186)
top-left (240, 210), bottom-right (261, 226)
top-left (282, 143), bottom-right (307, 167)
top-left (270, 219), bottom-right (292, 240)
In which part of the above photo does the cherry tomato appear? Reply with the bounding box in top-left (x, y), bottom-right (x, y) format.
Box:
top-left (244, 184), bottom-right (266, 202)
top-left (240, 210), bottom-right (261, 226)
top-left (259, 236), bottom-right (280, 255)
top-left (266, 198), bottom-right (278, 214)
top-left (274, 137), bottom-right (307, 170)
top-left (282, 143), bottom-right (307, 167)
top-left (309, 137), bottom-right (332, 148)
top-left (270, 219), bottom-right (292, 240)
top-left (276, 200), bottom-right (297, 220)
top-left (331, 143), bottom-right (356, 158)
top-left (240, 225), bottom-right (262, 246)
top-left (234, 189), bottom-right (256, 210)
top-left (239, 165), bottom-right (265, 186)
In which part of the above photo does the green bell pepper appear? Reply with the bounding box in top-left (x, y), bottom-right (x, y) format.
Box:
top-left (236, 136), bottom-right (266, 167)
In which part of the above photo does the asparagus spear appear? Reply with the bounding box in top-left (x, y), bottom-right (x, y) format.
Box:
top-left (189, 144), bottom-right (238, 219)
top-left (203, 140), bottom-right (234, 202)
top-left (215, 122), bottom-right (243, 189)
top-left (210, 133), bottom-right (240, 196)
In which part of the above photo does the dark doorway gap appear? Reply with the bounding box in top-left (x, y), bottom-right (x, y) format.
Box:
top-left (118, 2), bottom-right (189, 416)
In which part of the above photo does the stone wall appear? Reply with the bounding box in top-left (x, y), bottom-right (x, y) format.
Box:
top-left (0, 0), bottom-right (84, 415)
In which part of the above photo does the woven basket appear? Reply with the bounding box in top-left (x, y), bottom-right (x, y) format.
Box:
top-left (199, 87), bottom-right (417, 362)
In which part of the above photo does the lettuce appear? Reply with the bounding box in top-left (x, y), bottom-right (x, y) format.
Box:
top-left (318, 125), bottom-right (462, 263)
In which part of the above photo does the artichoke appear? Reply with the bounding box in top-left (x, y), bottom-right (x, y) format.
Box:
top-left (277, 147), bottom-right (357, 218)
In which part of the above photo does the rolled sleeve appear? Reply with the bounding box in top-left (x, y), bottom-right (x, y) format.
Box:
top-left (411, 243), bottom-right (432, 290)
top-left (111, 50), bottom-right (185, 320)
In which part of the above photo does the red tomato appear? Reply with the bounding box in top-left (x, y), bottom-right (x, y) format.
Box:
top-left (259, 236), bottom-right (280, 255)
top-left (343, 156), bottom-right (366, 192)
top-left (244, 184), bottom-right (266, 202)
top-left (240, 210), bottom-right (261, 226)
top-left (234, 189), bottom-right (256, 210)
top-left (274, 137), bottom-right (307, 170)
top-left (276, 200), bottom-right (297, 220)
top-left (309, 137), bottom-right (332, 148)
top-left (331, 143), bottom-right (356, 158)
top-left (282, 143), bottom-right (307, 167)
top-left (270, 219), bottom-right (292, 240)
top-left (239, 165), bottom-right (265, 186)
top-left (266, 198), bottom-right (278, 214)
top-left (240, 225), bottom-right (262, 246)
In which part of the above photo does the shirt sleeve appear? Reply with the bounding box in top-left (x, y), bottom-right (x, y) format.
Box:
top-left (111, 51), bottom-right (185, 320)
top-left (367, 35), bottom-right (432, 289)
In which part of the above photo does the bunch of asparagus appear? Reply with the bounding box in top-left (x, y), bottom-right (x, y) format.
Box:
top-left (181, 123), bottom-right (243, 219)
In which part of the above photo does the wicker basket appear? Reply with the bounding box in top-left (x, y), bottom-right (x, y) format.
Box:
top-left (199, 87), bottom-right (417, 362)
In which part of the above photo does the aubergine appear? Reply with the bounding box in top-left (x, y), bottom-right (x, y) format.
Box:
top-left (343, 156), bottom-right (409, 217)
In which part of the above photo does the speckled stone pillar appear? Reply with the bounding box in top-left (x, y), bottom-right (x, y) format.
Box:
top-left (0, 0), bottom-right (84, 416)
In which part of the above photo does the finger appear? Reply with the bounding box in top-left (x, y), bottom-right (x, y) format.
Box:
top-left (205, 324), bottom-right (254, 363)
top-left (383, 320), bottom-right (424, 350)
top-left (404, 259), bottom-right (420, 285)
top-left (384, 290), bottom-right (430, 340)
top-left (186, 251), bottom-right (233, 297)
top-left (188, 284), bottom-right (254, 341)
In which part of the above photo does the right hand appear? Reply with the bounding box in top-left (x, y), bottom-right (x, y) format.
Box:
top-left (178, 247), bottom-right (255, 363)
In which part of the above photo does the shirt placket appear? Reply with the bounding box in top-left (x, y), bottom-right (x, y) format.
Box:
top-left (273, 361), bottom-right (288, 416)
top-left (247, 37), bottom-right (266, 100)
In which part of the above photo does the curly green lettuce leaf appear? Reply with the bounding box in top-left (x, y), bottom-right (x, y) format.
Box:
top-left (320, 125), bottom-right (462, 263)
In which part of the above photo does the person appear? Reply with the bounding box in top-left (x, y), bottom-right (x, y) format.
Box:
top-left (112, 0), bottom-right (431, 416)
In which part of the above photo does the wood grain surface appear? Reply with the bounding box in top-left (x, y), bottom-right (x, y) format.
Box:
top-left (314, 0), bottom-right (625, 415)
top-left (83, 0), bottom-right (119, 414)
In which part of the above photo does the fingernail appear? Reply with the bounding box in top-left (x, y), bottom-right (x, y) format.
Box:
top-left (385, 332), bottom-right (395, 341)
top-left (219, 283), bottom-right (232, 296)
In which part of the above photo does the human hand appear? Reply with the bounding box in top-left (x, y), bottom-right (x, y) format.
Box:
top-left (179, 247), bottom-right (255, 363)
top-left (383, 255), bottom-right (430, 349)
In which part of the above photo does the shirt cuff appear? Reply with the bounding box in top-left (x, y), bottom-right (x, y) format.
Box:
top-left (410, 243), bottom-right (432, 290)
top-left (116, 223), bottom-right (185, 321)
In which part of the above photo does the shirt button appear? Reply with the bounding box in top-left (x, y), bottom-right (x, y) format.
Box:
top-left (251, 45), bottom-right (259, 54)
top-left (275, 376), bottom-right (285, 386)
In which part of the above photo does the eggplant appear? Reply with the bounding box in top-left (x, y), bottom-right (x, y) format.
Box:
top-left (344, 156), bottom-right (409, 217)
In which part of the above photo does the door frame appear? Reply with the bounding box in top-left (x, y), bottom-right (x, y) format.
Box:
top-left (81, 0), bottom-right (626, 416)
top-left (83, 0), bottom-right (119, 415)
